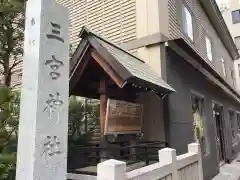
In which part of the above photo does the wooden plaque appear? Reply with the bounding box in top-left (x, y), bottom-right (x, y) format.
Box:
top-left (104, 99), bottom-right (143, 135)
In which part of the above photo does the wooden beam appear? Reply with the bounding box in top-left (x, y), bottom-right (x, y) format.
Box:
top-left (91, 50), bottom-right (125, 88)
top-left (100, 80), bottom-right (107, 135)
top-left (69, 52), bottom-right (90, 92)
top-left (98, 87), bottom-right (138, 102)
top-left (70, 39), bottom-right (89, 72)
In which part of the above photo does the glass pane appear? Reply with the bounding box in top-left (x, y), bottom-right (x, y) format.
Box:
top-left (231, 70), bottom-right (236, 87)
top-left (238, 64), bottom-right (240, 78)
top-left (229, 111), bottom-right (235, 141)
top-left (221, 58), bottom-right (226, 77)
top-left (237, 114), bottom-right (240, 130)
top-left (183, 6), bottom-right (193, 41)
top-left (191, 94), bottom-right (207, 155)
top-left (235, 37), bottom-right (240, 50)
top-left (182, 6), bottom-right (188, 35)
top-left (232, 10), bottom-right (240, 24)
top-left (205, 36), bottom-right (212, 61)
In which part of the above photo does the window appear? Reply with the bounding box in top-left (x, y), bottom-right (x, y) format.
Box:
top-left (238, 64), bottom-right (240, 78)
top-left (229, 110), bottom-right (236, 143)
top-left (231, 70), bottom-right (236, 87)
top-left (235, 36), bottom-right (240, 50)
top-left (232, 10), bottom-right (240, 24)
top-left (237, 113), bottom-right (240, 133)
top-left (191, 93), bottom-right (207, 155)
top-left (182, 5), bottom-right (193, 41)
top-left (221, 58), bottom-right (226, 77)
top-left (205, 36), bottom-right (212, 61)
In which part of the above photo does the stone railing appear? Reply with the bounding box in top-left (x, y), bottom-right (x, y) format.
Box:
top-left (67, 143), bottom-right (203, 180)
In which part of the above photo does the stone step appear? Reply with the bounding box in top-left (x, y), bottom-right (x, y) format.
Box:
top-left (86, 124), bottom-right (101, 144)
top-left (88, 140), bottom-right (100, 144)
top-left (88, 124), bottom-right (100, 128)
top-left (89, 137), bottom-right (100, 141)
top-left (91, 132), bottom-right (100, 135)
top-left (92, 130), bottom-right (100, 134)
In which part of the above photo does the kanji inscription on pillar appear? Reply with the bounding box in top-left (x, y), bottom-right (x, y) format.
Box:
top-left (45, 55), bottom-right (64, 80)
top-left (46, 22), bottom-right (65, 43)
top-left (16, 0), bottom-right (69, 180)
top-left (41, 136), bottom-right (61, 158)
top-left (43, 92), bottom-right (63, 121)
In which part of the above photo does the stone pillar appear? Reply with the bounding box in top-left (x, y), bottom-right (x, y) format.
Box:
top-left (135, 0), bottom-right (169, 145)
top-left (97, 159), bottom-right (126, 180)
top-left (158, 148), bottom-right (179, 180)
top-left (136, 0), bottom-right (168, 79)
top-left (188, 143), bottom-right (203, 180)
top-left (16, 0), bottom-right (69, 180)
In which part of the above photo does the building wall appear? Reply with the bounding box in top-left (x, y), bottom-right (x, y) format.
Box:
top-left (57, 0), bottom-right (240, 166)
top-left (9, 0), bottom-right (236, 91)
top-left (221, 0), bottom-right (240, 92)
top-left (221, 0), bottom-right (240, 38)
top-left (135, 0), bottom-right (163, 77)
top-left (168, 0), bottom-right (236, 89)
top-left (56, 0), bottom-right (170, 79)
top-left (57, 0), bottom-right (136, 52)
top-left (167, 49), bottom-right (240, 180)
top-left (220, 0), bottom-right (240, 155)
top-left (136, 92), bottom-right (165, 142)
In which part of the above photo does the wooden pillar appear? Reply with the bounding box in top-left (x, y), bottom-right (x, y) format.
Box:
top-left (84, 98), bottom-right (88, 133)
top-left (100, 80), bottom-right (107, 135)
top-left (99, 80), bottom-right (109, 161)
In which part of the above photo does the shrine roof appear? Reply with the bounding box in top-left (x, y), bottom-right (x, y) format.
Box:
top-left (70, 27), bottom-right (175, 98)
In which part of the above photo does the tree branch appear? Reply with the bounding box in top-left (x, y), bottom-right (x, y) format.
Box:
top-left (9, 56), bottom-right (22, 72)
top-left (3, 125), bottom-right (18, 148)
top-left (10, 82), bottom-right (21, 90)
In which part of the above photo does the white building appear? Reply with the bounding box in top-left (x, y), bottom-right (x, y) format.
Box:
top-left (221, 0), bottom-right (240, 91)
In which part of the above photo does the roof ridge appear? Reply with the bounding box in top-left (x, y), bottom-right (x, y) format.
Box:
top-left (79, 26), bottom-right (145, 63)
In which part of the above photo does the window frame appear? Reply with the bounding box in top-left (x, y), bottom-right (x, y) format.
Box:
top-left (232, 10), bottom-right (240, 24)
top-left (231, 69), bottom-right (236, 88)
top-left (238, 64), bottom-right (240, 79)
top-left (205, 35), bottom-right (213, 62)
top-left (190, 91), bottom-right (209, 156)
top-left (236, 112), bottom-right (240, 133)
top-left (182, 4), bottom-right (194, 41)
top-left (235, 36), bottom-right (240, 50)
top-left (228, 109), bottom-right (237, 144)
top-left (221, 57), bottom-right (226, 77)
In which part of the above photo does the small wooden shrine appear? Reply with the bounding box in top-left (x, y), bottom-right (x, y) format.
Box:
top-left (68, 27), bottom-right (175, 173)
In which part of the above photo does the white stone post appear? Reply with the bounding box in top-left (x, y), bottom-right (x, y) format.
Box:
top-left (97, 159), bottom-right (126, 180)
top-left (158, 148), bottom-right (179, 180)
top-left (16, 0), bottom-right (69, 180)
top-left (188, 143), bottom-right (204, 180)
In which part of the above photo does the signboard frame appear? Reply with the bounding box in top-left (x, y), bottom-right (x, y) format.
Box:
top-left (104, 99), bottom-right (144, 135)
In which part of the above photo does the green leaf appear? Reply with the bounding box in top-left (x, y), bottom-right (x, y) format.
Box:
top-left (0, 154), bottom-right (16, 164)
top-left (0, 88), bottom-right (21, 179)
top-left (0, 88), bottom-right (10, 104)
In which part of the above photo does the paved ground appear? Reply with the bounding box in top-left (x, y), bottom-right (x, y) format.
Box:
top-left (212, 157), bottom-right (240, 180)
